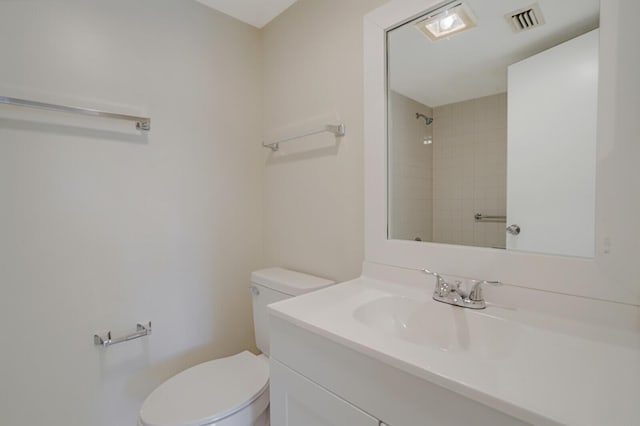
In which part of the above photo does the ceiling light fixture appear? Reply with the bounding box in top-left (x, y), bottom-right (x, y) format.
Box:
top-left (415, 2), bottom-right (477, 42)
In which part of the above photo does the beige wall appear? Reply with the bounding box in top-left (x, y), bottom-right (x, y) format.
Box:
top-left (0, 1), bottom-right (392, 423)
top-left (432, 93), bottom-right (507, 248)
top-left (0, 1), bottom-right (263, 425)
top-left (261, 0), bottom-right (387, 282)
top-left (388, 91), bottom-right (434, 242)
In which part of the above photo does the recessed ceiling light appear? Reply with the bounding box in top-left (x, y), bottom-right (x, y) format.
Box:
top-left (415, 2), bottom-right (477, 42)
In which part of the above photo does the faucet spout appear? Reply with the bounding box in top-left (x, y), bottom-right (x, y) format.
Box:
top-left (468, 280), bottom-right (502, 302)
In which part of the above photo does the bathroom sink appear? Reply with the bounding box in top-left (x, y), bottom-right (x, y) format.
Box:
top-left (269, 274), bottom-right (640, 426)
top-left (352, 295), bottom-right (518, 358)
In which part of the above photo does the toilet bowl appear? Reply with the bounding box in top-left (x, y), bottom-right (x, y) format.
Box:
top-left (138, 268), bottom-right (334, 426)
top-left (138, 351), bottom-right (270, 426)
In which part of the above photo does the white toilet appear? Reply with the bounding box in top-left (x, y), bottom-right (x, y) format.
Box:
top-left (138, 267), bottom-right (334, 426)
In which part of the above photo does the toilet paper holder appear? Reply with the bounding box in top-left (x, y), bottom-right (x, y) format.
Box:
top-left (94, 322), bottom-right (152, 348)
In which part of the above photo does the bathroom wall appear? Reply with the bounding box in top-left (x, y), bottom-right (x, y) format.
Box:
top-left (432, 93), bottom-right (507, 248)
top-left (0, 1), bottom-right (263, 425)
top-left (388, 91), bottom-right (434, 242)
top-left (261, 0), bottom-right (388, 282)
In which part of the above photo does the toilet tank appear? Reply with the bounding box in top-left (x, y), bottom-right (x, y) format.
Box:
top-left (251, 267), bottom-right (334, 356)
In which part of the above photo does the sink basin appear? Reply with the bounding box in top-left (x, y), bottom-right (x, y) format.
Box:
top-left (353, 295), bottom-right (519, 358)
top-left (269, 275), bottom-right (640, 426)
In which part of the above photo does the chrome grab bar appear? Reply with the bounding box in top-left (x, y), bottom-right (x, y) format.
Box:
top-left (94, 322), bottom-right (152, 348)
top-left (474, 213), bottom-right (507, 222)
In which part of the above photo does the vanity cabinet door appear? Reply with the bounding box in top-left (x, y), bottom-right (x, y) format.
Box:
top-left (270, 359), bottom-right (379, 426)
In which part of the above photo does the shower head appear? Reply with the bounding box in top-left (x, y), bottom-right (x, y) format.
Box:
top-left (416, 112), bottom-right (433, 126)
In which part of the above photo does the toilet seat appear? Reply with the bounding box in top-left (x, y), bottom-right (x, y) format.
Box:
top-left (139, 351), bottom-right (270, 426)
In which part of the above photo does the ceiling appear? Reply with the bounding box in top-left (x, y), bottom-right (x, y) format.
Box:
top-left (195, 0), bottom-right (299, 28)
top-left (388, 0), bottom-right (600, 107)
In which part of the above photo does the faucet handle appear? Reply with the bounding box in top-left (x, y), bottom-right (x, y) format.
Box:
top-left (422, 268), bottom-right (446, 286)
top-left (421, 268), bottom-right (441, 280)
top-left (468, 280), bottom-right (502, 302)
top-left (422, 268), bottom-right (449, 297)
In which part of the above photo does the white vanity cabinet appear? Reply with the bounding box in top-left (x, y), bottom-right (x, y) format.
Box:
top-left (270, 359), bottom-right (380, 426)
top-left (269, 315), bottom-right (532, 426)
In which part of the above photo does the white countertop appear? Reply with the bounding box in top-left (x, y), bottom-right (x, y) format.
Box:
top-left (268, 276), bottom-right (640, 426)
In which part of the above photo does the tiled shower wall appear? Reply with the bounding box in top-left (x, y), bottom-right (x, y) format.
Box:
top-left (432, 93), bottom-right (507, 248)
top-left (388, 91), bottom-right (433, 242)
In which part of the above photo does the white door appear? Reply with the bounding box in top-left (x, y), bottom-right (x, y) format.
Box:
top-left (270, 359), bottom-right (380, 426)
top-left (507, 29), bottom-right (598, 257)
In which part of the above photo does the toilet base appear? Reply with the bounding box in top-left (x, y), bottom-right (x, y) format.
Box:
top-left (138, 405), bottom-right (268, 426)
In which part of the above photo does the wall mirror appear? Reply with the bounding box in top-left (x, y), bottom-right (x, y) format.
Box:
top-left (387, 0), bottom-right (600, 258)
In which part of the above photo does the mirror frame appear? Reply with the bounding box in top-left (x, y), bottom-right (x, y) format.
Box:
top-left (364, 0), bottom-right (640, 305)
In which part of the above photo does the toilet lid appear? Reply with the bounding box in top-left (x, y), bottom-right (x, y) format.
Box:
top-left (139, 351), bottom-right (269, 426)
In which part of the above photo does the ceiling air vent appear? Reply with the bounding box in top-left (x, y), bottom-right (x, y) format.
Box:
top-left (506, 3), bottom-right (545, 33)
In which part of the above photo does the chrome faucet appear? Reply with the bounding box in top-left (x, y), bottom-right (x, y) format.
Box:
top-left (422, 269), bottom-right (501, 309)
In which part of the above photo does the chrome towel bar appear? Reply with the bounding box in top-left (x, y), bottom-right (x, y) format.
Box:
top-left (262, 123), bottom-right (345, 152)
top-left (474, 213), bottom-right (507, 222)
top-left (94, 322), bottom-right (152, 348)
top-left (0, 96), bottom-right (151, 131)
